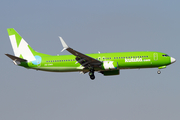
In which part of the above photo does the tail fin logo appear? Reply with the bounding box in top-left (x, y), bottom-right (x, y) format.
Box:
top-left (9, 34), bottom-right (36, 61)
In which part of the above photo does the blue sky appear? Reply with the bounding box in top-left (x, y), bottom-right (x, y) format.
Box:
top-left (1, 0), bottom-right (180, 120)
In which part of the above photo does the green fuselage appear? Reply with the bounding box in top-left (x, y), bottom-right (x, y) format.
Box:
top-left (22, 51), bottom-right (171, 72)
top-left (6, 28), bottom-right (176, 79)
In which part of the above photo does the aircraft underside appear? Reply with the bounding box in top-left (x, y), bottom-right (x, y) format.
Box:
top-left (30, 66), bottom-right (164, 80)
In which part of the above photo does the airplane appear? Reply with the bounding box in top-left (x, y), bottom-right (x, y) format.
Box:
top-left (5, 28), bottom-right (176, 80)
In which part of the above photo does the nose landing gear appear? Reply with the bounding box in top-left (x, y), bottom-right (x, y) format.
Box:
top-left (89, 69), bottom-right (95, 80)
top-left (157, 70), bottom-right (161, 74)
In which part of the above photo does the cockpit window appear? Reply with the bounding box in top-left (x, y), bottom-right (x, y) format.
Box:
top-left (162, 54), bottom-right (169, 57)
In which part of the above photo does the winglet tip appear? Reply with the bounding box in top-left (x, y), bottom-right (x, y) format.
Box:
top-left (59, 36), bottom-right (62, 39)
top-left (59, 36), bottom-right (69, 52)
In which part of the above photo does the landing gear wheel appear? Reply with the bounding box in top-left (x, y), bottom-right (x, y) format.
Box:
top-left (89, 68), bottom-right (95, 80)
top-left (90, 75), bottom-right (95, 80)
top-left (157, 70), bottom-right (161, 74)
top-left (89, 71), bottom-right (94, 76)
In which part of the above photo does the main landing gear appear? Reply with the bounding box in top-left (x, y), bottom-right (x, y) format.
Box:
top-left (89, 69), bottom-right (95, 80)
top-left (157, 69), bottom-right (161, 74)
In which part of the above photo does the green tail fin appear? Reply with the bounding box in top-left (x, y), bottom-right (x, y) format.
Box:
top-left (7, 28), bottom-right (50, 61)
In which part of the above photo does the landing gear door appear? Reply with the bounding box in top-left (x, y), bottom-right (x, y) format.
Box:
top-left (153, 53), bottom-right (158, 61)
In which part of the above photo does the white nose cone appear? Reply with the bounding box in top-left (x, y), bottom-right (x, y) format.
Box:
top-left (171, 57), bottom-right (176, 63)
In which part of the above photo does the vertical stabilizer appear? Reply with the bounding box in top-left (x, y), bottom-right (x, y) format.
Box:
top-left (7, 28), bottom-right (36, 61)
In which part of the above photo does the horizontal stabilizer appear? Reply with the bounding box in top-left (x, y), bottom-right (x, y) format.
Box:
top-left (5, 54), bottom-right (27, 62)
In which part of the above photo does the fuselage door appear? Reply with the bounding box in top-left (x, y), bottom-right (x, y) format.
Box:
top-left (153, 53), bottom-right (158, 61)
top-left (37, 58), bottom-right (41, 67)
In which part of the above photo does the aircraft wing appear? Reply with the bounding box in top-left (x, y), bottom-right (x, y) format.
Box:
top-left (59, 37), bottom-right (102, 68)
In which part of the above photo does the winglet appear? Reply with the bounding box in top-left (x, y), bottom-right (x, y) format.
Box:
top-left (59, 37), bottom-right (69, 52)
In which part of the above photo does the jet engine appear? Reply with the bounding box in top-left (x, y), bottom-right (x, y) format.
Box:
top-left (101, 70), bottom-right (120, 76)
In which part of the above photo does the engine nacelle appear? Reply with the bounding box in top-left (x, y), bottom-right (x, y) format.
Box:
top-left (102, 61), bottom-right (118, 70)
top-left (101, 70), bottom-right (120, 76)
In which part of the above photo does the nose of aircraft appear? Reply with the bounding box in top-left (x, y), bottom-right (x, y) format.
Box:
top-left (171, 57), bottom-right (176, 64)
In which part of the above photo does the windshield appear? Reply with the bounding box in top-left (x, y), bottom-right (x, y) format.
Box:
top-left (162, 54), bottom-right (169, 57)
